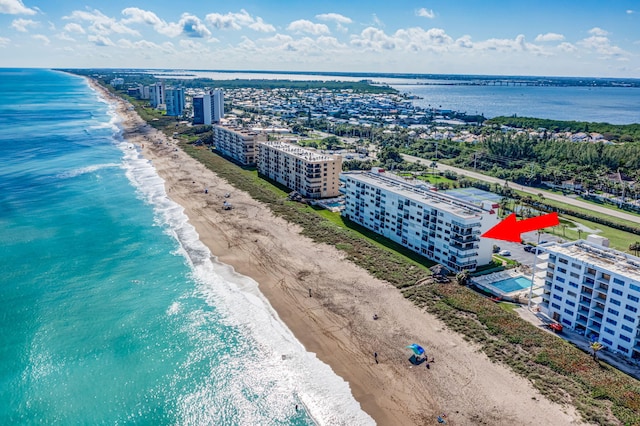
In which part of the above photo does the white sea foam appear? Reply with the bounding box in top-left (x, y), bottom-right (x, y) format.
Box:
top-left (117, 135), bottom-right (374, 425)
top-left (57, 163), bottom-right (122, 179)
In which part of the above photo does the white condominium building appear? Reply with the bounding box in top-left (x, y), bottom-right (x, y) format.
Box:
top-left (213, 125), bottom-right (266, 166)
top-left (538, 240), bottom-right (640, 360)
top-left (257, 141), bottom-right (342, 199)
top-left (340, 168), bottom-right (500, 271)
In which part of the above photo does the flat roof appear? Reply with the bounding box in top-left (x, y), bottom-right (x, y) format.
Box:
top-left (342, 171), bottom-right (490, 219)
top-left (542, 240), bottom-right (640, 282)
top-left (259, 141), bottom-right (337, 162)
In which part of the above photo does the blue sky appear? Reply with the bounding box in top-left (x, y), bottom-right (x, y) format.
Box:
top-left (1, 0), bottom-right (639, 77)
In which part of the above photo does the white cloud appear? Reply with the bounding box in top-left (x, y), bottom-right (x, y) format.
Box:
top-left (0, 0), bottom-right (36, 15)
top-left (31, 34), bottom-right (49, 45)
top-left (557, 42), bottom-right (576, 52)
top-left (178, 39), bottom-right (210, 54)
top-left (63, 23), bottom-right (85, 34)
top-left (287, 19), bottom-right (330, 35)
top-left (0, 36), bottom-right (10, 46)
top-left (535, 32), bottom-right (564, 42)
top-left (121, 7), bottom-right (178, 37)
top-left (88, 34), bottom-right (114, 46)
top-left (371, 13), bottom-right (384, 28)
top-left (588, 27), bottom-right (609, 36)
top-left (351, 27), bottom-right (396, 51)
top-left (205, 9), bottom-right (274, 32)
top-left (416, 8), bottom-right (436, 19)
top-left (10, 17), bottom-right (37, 32)
top-left (64, 9), bottom-right (139, 36)
top-left (56, 32), bottom-right (75, 42)
top-left (316, 13), bottom-right (352, 24)
top-left (626, 10), bottom-right (634, 14)
top-left (456, 35), bottom-right (473, 49)
top-left (248, 17), bottom-right (275, 33)
top-left (117, 38), bottom-right (177, 54)
top-left (579, 32), bottom-right (628, 59)
top-left (178, 13), bottom-right (211, 38)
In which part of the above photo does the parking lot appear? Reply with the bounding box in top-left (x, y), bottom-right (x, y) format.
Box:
top-left (490, 231), bottom-right (565, 267)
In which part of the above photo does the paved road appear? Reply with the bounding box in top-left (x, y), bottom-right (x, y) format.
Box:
top-left (401, 154), bottom-right (640, 226)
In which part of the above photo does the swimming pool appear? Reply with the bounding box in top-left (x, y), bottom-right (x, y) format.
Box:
top-left (491, 276), bottom-right (532, 293)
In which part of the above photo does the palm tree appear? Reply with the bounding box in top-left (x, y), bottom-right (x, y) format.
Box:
top-left (456, 270), bottom-right (471, 286)
top-left (629, 241), bottom-right (640, 256)
top-left (590, 341), bottom-right (604, 361)
top-left (430, 160), bottom-right (437, 177)
top-left (561, 224), bottom-right (568, 237)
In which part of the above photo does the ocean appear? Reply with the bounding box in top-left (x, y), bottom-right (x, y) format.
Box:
top-left (0, 69), bottom-right (373, 425)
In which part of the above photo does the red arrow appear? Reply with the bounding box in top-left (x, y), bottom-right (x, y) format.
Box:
top-left (481, 212), bottom-right (560, 242)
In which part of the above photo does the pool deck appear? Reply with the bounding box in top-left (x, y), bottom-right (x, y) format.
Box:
top-left (471, 269), bottom-right (541, 302)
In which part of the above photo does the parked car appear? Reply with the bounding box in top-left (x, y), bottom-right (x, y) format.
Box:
top-left (498, 250), bottom-right (511, 256)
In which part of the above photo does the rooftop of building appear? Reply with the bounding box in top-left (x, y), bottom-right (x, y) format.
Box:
top-left (259, 141), bottom-right (338, 163)
top-left (342, 169), bottom-right (495, 220)
top-left (541, 240), bottom-right (640, 282)
top-left (214, 124), bottom-right (263, 138)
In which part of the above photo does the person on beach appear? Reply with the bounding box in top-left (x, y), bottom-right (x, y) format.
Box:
top-left (308, 288), bottom-right (312, 297)
top-left (374, 352), bottom-right (378, 364)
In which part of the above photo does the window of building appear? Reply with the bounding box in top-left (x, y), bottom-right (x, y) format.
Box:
top-left (607, 308), bottom-right (619, 316)
top-left (570, 272), bottom-right (579, 279)
top-left (617, 345), bottom-right (629, 353)
top-left (554, 285), bottom-right (564, 292)
top-left (602, 338), bottom-right (613, 346)
top-left (557, 267), bottom-right (567, 274)
top-left (564, 308), bottom-right (574, 316)
top-left (620, 334), bottom-right (631, 343)
top-left (621, 324), bottom-right (633, 333)
top-left (630, 284), bottom-right (640, 292)
top-left (551, 303), bottom-right (561, 310)
top-left (569, 282), bottom-right (578, 288)
top-left (623, 314), bottom-right (635, 323)
top-left (604, 327), bottom-right (615, 335)
top-left (605, 318), bottom-right (617, 326)
top-left (612, 288), bottom-right (623, 296)
top-left (571, 263), bottom-right (581, 269)
top-left (557, 277), bottom-right (566, 283)
top-left (625, 304), bottom-right (638, 313)
top-left (566, 300), bottom-right (576, 307)
top-left (553, 294), bottom-right (562, 301)
top-left (613, 277), bottom-right (625, 286)
top-left (562, 319), bottom-right (572, 326)
top-left (628, 294), bottom-right (639, 303)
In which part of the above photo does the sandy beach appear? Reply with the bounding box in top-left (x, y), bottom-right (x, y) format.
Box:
top-left (93, 80), bottom-right (586, 426)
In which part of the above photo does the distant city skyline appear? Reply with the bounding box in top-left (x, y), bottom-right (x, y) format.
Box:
top-left (1, 0), bottom-right (639, 77)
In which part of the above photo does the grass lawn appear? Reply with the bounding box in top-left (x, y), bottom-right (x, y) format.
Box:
top-left (513, 189), bottom-right (640, 230)
top-left (545, 215), bottom-right (640, 252)
top-left (415, 174), bottom-right (457, 185)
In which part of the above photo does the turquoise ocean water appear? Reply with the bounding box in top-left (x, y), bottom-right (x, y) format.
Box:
top-left (0, 69), bottom-right (373, 425)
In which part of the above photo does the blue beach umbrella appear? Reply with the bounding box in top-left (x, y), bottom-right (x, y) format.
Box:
top-left (406, 343), bottom-right (425, 356)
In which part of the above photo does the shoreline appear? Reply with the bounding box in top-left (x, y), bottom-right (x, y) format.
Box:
top-left (88, 79), bottom-right (586, 425)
